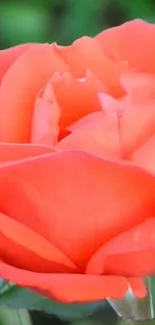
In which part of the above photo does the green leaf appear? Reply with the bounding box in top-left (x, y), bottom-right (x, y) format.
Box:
top-left (0, 3), bottom-right (51, 47)
top-left (0, 308), bottom-right (32, 325)
top-left (0, 284), bottom-right (105, 320)
top-left (120, 0), bottom-right (155, 21)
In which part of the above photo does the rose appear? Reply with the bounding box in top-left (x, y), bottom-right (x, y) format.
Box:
top-left (0, 19), bottom-right (131, 145)
top-left (0, 19), bottom-right (155, 303)
top-left (54, 19), bottom-right (155, 173)
top-left (1, 19), bottom-right (155, 174)
top-left (0, 31), bottom-right (126, 144)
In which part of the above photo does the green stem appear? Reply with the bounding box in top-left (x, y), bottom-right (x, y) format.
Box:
top-left (0, 308), bottom-right (32, 325)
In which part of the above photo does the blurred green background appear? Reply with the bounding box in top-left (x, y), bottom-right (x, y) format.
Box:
top-left (0, 0), bottom-right (154, 324)
top-left (0, 0), bottom-right (155, 48)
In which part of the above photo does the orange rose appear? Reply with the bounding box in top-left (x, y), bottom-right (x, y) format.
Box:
top-left (0, 19), bottom-right (155, 303)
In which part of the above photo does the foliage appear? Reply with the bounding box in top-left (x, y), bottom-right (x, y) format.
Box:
top-left (0, 0), bottom-right (155, 48)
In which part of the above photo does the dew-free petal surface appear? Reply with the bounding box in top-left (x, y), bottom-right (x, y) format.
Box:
top-left (0, 212), bottom-right (77, 273)
top-left (121, 70), bottom-right (155, 103)
top-left (57, 98), bottom-right (155, 161)
top-left (52, 71), bottom-right (104, 129)
top-left (56, 112), bottom-right (122, 159)
top-left (55, 37), bottom-right (127, 97)
top-left (0, 151), bottom-right (155, 268)
top-left (0, 142), bottom-right (54, 163)
top-left (96, 19), bottom-right (155, 72)
top-left (31, 89), bottom-right (60, 146)
top-left (128, 277), bottom-right (147, 299)
top-left (99, 95), bottom-right (155, 157)
top-left (0, 261), bottom-right (131, 302)
top-left (0, 44), bottom-right (68, 143)
top-left (0, 44), bottom-right (35, 83)
top-left (133, 135), bottom-right (155, 173)
top-left (86, 218), bottom-right (155, 277)
top-left (31, 70), bottom-right (104, 145)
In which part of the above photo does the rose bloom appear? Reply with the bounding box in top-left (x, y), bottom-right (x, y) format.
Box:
top-left (0, 19), bottom-right (155, 303)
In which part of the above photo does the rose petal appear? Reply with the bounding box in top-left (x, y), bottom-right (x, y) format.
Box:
top-left (100, 95), bottom-right (155, 158)
top-left (57, 98), bottom-right (155, 160)
top-left (51, 71), bottom-right (105, 129)
top-left (0, 44), bottom-right (68, 143)
top-left (56, 112), bottom-right (122, 159)
top-left (0, 44), bottom-right (35, 83)
top-left (96, 19), bottom-right (155, 72)
top-left (86, 218), bottom-right (155, 277)
top-left (0, 151), bottom-right (155, 268)
top-left (128, 277), bottom-right (147, 299)
top-left (31, 70), bottom-right (105, 145)
top-left (31, 70), bottom-right (106, 144)
top-left (0, 142), bottom-right (54, 163)
top-left (133, 135), bottom-right (155, 173)
top-left (121, 70), bottom-right (155, 103)
top-left (0, 261), bottom-right (131, 302)
top-left (0, 212), bottom-right (77, 273)
top-left (55, 37), bottom-right (127, 97)
top-left (31, 90), bottom-right (60, 146)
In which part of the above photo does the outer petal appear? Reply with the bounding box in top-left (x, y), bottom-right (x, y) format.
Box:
top-left (0, 44), bottom-right (35, 83)
top-left (0, 142), bottom-right (54, 163)
top-left (133, 135), bottom-right (155, 173)
top-left (0, 44), bottom-right (68, 143)
top-left (128, 277), bottom-right (147, 299)
top-left (0, 151), bottom-right (155, 268)
top-left (0, 262), bottom-right (133, 302)
top-left (86, 218), bottom-right (155, 277)
top-left (121, 70), bottom-right (155, 103)
top-left (0, 212), bottom-right (77, 273)
top-left (95, 19), bottom-right (155, 72)
top-left (55, 37), bottom-right (127, 97)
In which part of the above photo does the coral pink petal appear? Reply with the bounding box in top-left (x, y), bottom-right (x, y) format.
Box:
top-left (68, 112), bottom-right (104, 132)
top-left (96, 19), bottom-right (155, 72)
top-left (0, 44), bottom-right (36, 83)
top-left (31, 88), bottom-right (60, 146)
top-left (0, 262), bottom-right (130, 302)
top-left (0, 142), bottom-right (54, 163)
top-left (55, 37), bottom-right (127, 97)
top-left (51, 71), bottom-right (104, 129)
top-left (133, 135), bottom-right (155, 173)
top-left (121, 70), bottom-right (155, 103)
top-left (86, 218), bottom-right (155, 277)
top-left (128, 278), bottom-right (147, 299)
top-left (56, 112), bottom-right (122, 159)
top-left (57, 98), bottom-right (155, 160)
top-left (101, 94), bottom-right (155, 158)
top-left (31, 70), bottom-right (105, 145)
top-left (0, 44), bottom-right (68, 143)
top-left (0, 212), bottom-right (77, 273)
top-left (0, 151), bottom-right (155, 268)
